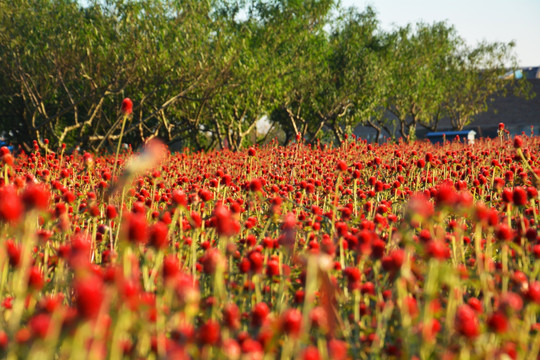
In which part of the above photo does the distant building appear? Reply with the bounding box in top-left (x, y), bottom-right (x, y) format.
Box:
top-left (464, 67), bottom-right (540, 138)
top-left (354, 67), bottom-right (540, 142)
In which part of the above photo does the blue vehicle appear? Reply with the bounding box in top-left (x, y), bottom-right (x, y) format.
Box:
top-left (0, 140), bottom-right (14, 152)
top-left (426, 130), bottom-right (477, 145)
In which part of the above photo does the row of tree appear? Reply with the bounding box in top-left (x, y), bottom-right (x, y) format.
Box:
top-left (0, 0), bottom-right (532, 151)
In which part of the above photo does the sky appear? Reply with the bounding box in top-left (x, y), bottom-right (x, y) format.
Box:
top-left (343, 0), bottom-right (540, 67)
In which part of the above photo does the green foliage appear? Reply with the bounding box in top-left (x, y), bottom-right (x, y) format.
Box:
top-left (0, 0), bottom-right (533, 151)
top-left (443, 41), bottom-right (531, 130)
top-left (381, 22), bottom-right (461, 138)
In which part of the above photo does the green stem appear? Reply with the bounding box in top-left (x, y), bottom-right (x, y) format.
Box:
top-left (113, 113), bottom-right (129, 178)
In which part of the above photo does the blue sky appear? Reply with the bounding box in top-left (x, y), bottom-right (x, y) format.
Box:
top-left (343, 0), bottom-right (540, 66)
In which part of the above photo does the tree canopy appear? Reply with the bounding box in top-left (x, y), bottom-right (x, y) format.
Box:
top-left (0, 0), bottom-right (532, 151)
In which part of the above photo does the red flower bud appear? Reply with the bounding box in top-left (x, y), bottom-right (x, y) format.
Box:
top-left (513, 136), bottom-right (523, 149)
top-left (121, 98), bottom-right (133, 115)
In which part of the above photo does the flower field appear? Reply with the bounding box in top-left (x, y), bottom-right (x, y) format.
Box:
top-left (0, 131), bottom-right (539, 359)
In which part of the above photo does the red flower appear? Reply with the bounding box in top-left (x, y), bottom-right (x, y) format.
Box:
top-left (525, 282), bottom-right (540, 303)
top-left (148, 221), bottom-right (169, 249)
top-left (502, 188), bottom-right (513, 203)
top-left (22, 183), bottom-right (49, 211)
top-left (512, 186), bottom-right (527, 206)
top-left (214, 203), bottom-right (240, 237)
top-left (28, 266), bottom-right (44, 291)
top-left (69, 233), bottom-right (92, 269)
top-left (487, 312), bottom-right (508, 334)
top-left (422, 318), bottom-right (441, 342)
top-left (238, 257), bottom-right (251, 273)
top-left (0, 330), bottom-right (7, 350)
top-left (223, 303), bottom-right (240, 330)
top-left (171, 189), bottom-right (188, 207)
top-left (74, 275), bottom-right (105, 320)
top-left (435, 183), bottom-right (457, 207)
top-left (1, 152), bottom-right (13, 167)
top-left (328, 339), bottom-right (348, 360)
top-left (15, 328), bottom-right (31, 344)
top-left (126, 213), bottom-right (148, 244)
top-left (121, 98), bottom-right (133, 115)
top-left (162, 255), bottom-right (180, 281)
top-left (426, 241), bottom-right (449, 260)
top-left (251, 302), bottom-right (270, 327)
top-left (467, 297), bottom-right (483, 313)
top-left (534, 244), bottom-right (540, 259)
top-left (361, 282), bottom-right (375, 295)
top-left (336, 160), bottom-right (347, 172)
top-left (455, 304), bottom-right (480, 338)
top-left (6, 239), bottom-right (21, 267)
top-left (248, 251), bottom-right (264, 274)
top-left (198, 189), bottom-right (213, 202)
top-left (105, 204), bottom-right (117, 219)
top-left (198, 319), bottom-right (220, 346)
top-left (249, 178), bottom-right (263, 192)
top-left (30, 314), bottom-right (52, 339)
top-left (174, 273), bottom-right (200, 307)
top-left (513, 135), bottom-right (523, 149)
top-left (190, 212), bottom-right (202, 228)
top-left (222, 339), bottom-right (241, 358)
top-left (302, 346), bottom-right (320, 360)
top-left (527, 186), bottom-right (538, 199)
top-left (241, 338), bottom-right (263, 356)
top-left (0, 185), bottom-right (23, 223)
top-left (266, 259), bottom-right (280, 277)
top-left (280, 308), bottom-right (302, 336)
top-left (0, 146), bottom-right (13, 166)
top-left (200, 248), bottom-right (225, 275)
top-left (343, 267), bottom-right (361, 290)
top-left (404, 296), bottom-right (419, 318)
top-left (499, 292), bottom-right (523, 313)
top-left (495, 224), bottom-right (514, 242)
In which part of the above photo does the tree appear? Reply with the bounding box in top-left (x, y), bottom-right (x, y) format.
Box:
top-left (261, 0), bottom-right (337, 144)
top-left (327, 7), bottom-right (389, 142)
top-left (268, 4), bottom-right (386, 145)
top-left (382, 22), bottom-right (460, 139)
top-left (443, 41), bottom-right (532, 130)
top-left (0, 0), bottom-right (533, 150)
top-left (0, 0), bottom-right (217, 151)
top-left (200, 3), bottom-right (283, 151)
